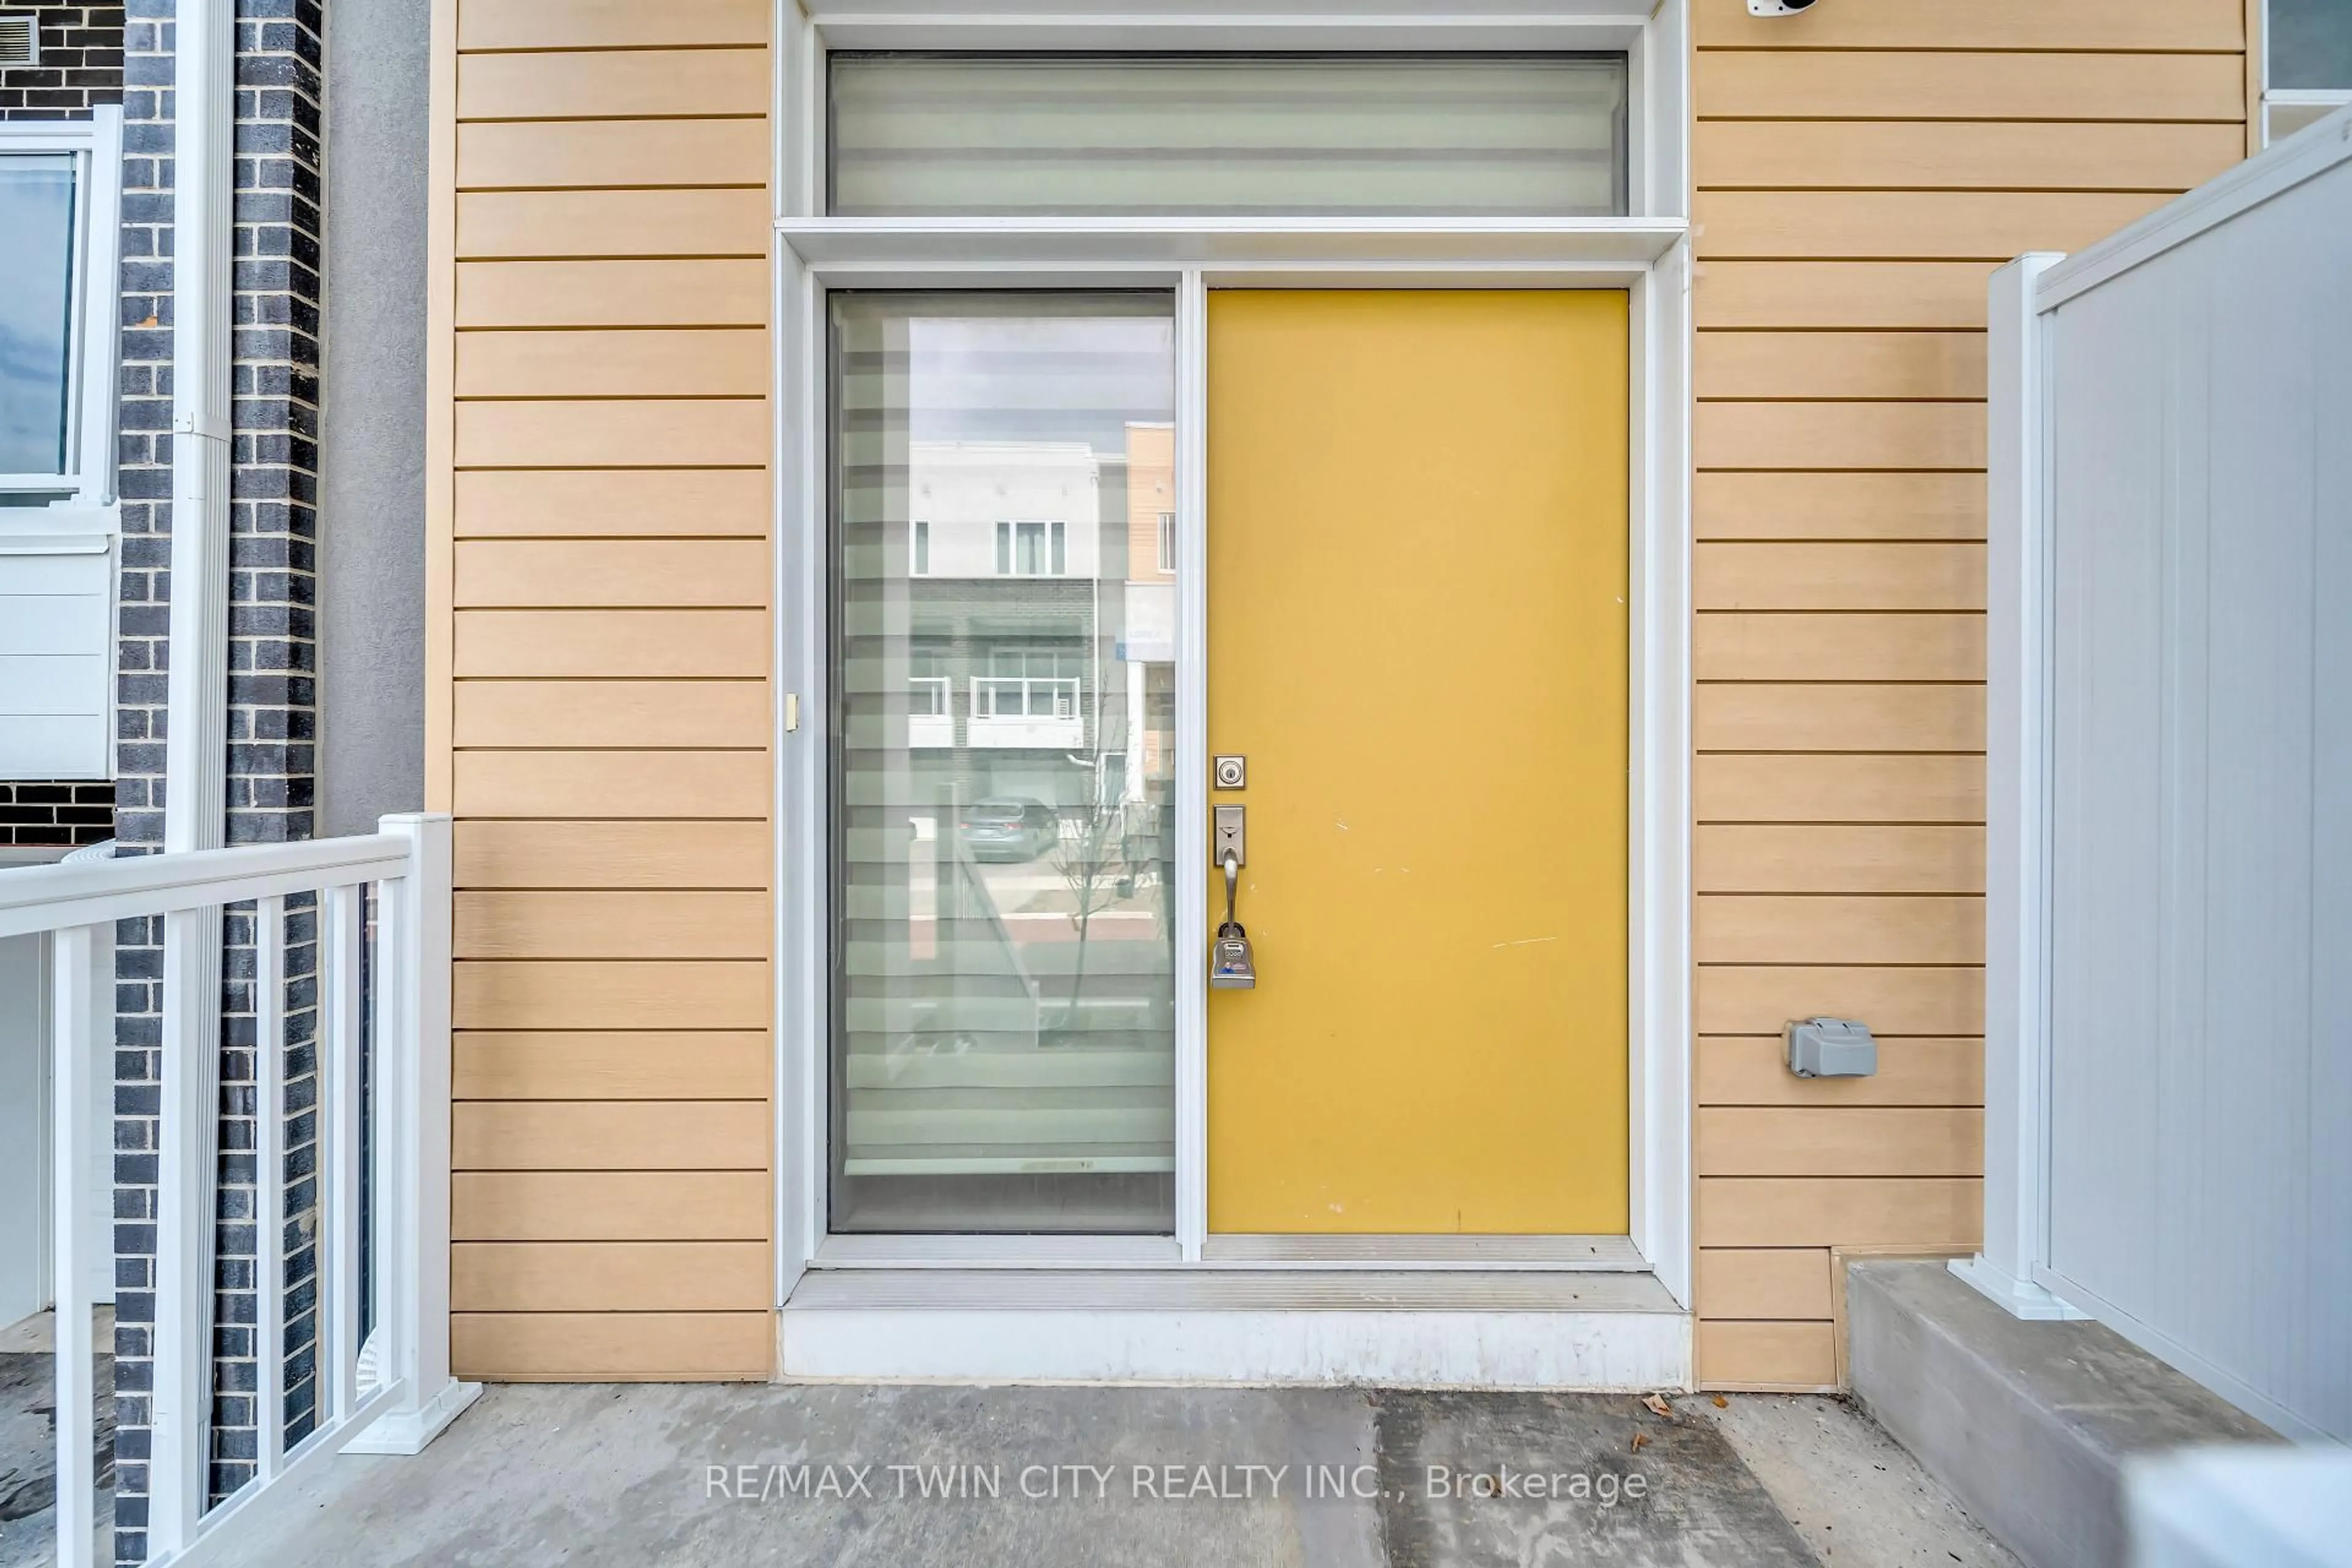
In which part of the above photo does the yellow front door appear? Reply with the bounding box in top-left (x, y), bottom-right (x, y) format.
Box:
top-left (1205, 290), bottom-right (1629, 1236)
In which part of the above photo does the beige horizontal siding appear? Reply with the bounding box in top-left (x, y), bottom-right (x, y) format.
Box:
top-left (1691, 0), bottom-right (2241, 51)
top-left (453, 821), bottom-right (771, 889)
top-left (1696, 190), bottom-right (2179, 262)
top-left (1698, 1248), bottom-right (1833, 1321)
top-left (454, 469), bottom-right (769, 537)
top-left (1699, 1037), bottom-right (1985, 1109)
top-left (1697, 471), bottom-right (1986, 541)
top-left (451, 750), bottom-right (769, 820)
top-left (454, 609), bottom-right (769, 679)
top-left (456, 260), bottom-right (767, 328)
top-left (432, 0), bottom-right (774, 1380)
top-left (1697, 967), bottom-right (1986, 1039)
top-left (1695, 50), bottom-right (2244, 123)
top-left (1692, 0), bottom-right (2245, 1388)
top-left (1696, 825), bottom-right (1986, 895)
top-left (1695, 333), bottom-right (1988, 401)
top-left (456, 328), bottom-right (770, 397)
top-left (454, 1243), bottom-right (772, 1313)
top-left (453, 1032), bottom-right (772, 1101)
top-left (452, 1312), bottom-right (773, 1383)
top-left (1695, 682), bottom-right (1985, 754)
top-left (1696, 402), bottom-right (1986, 470)
top-left (456, 0), bottom-right (769, 52)
top-left (453, 681), bottom-right (770, 749)
top-left (456, 48), bottom-right (769, 121)
top-left (1694, 121), bottom-right (2241, 192)
top-left (456, 119), bottom-right (767, 189)
top-left (453, 1101), bottom-right (771, 1169)
top-left (454, 540), bottom-right (771, 609)
top-left (1695, 614), bottom-right (1986, 682)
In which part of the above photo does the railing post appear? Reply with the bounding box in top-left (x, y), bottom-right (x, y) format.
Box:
top-left (320, 883), bottom-right (364, 1425)
top-left (1951, 253), bottom-right (2087, 1321)
top-left (148, 902), bottom-right (223, 1556)
top-left (344, 813), bottom-right (481, 1453)
top-left (50, 924), bottom-right (101, 1568)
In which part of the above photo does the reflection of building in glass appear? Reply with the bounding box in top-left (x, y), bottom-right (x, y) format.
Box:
top-left (832, 296), bottom-right (1177, 1233)
top-left (902, 438), bottom-right (1122, 807)
top-left (1121, 422), bottom-right (1177, 864)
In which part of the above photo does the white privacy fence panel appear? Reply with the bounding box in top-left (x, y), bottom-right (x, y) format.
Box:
top-left (2022, 115), bottom-right (2351, 1444)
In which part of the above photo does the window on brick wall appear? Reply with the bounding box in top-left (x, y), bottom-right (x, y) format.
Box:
top-left (1, 110), bottom-right (121, 782)
top-left (0, 111), bottom-right (119, 499)
top-left (0, 153), bottom-right (75, 476)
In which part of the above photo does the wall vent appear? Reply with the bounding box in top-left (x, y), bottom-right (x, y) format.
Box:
top-left (0, 14), bottom-right (37, 67)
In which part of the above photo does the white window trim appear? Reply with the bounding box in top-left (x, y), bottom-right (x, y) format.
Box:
top-left (970, 674), bottom-right (1080, 720)
top-left (2263, 89), bottom-right (2352, 145)
top-left (907, 673), bottom-right (949, 714)
top-left (2253, 1), bottom-right (2352, 148)
top-left (771, 3), bottom-right (1694, 1324)
top-left (0, 108), bottom-right (123, 506)
top-left (993, 517), bottom-right (1068, 577)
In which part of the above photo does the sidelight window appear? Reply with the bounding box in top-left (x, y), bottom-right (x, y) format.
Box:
top-left (828, 291), bottom-right (1178, 1234)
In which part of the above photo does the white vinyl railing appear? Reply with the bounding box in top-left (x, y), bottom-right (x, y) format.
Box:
top-left (1959, 110), bottom-right (2352, 1444)
top-left (0, 813), bottom-right (478, 1568)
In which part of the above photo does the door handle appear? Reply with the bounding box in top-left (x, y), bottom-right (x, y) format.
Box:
top-left (1211, 806), bottom-right (1256, 990)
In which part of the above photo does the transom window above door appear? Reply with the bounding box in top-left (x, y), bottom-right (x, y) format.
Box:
top-left (827, 52), bottom-right (1630, 217)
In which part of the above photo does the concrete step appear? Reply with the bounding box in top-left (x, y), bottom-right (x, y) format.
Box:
top-left (1847, 1259), bottom-right (2282, 1568)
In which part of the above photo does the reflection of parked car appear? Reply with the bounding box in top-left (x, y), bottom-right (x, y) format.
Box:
top-left (959, 798), bottom-right (1060, 861)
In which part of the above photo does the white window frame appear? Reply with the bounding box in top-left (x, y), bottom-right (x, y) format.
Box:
top-left (907, 672), bottom-right (949, 715)
top-left (969, 673), bottom-right (1080, 722)
top-left (0, 108), bottom-right (123, 505)
top-left (1, 108), bottom-right (123, 783)
top-left (771, 2), bottom-right (1694, 1317)
top-left (1155, 509), bottom-right (1175, 575)
top-left (908, 517), bottom-right (929, 574)
top-left (993, 517), bottom-right (1066, 577)
top-left (2255, 0), bottom-right (2352, 148)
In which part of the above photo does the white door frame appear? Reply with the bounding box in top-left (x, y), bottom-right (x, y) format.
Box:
top-left (770, 1), bottom-right (1694, 1310)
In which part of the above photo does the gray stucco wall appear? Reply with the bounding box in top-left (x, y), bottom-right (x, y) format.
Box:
top-left (317, 0), bottom-right (429, 837)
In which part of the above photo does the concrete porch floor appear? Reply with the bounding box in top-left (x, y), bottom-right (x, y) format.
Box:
top-left (0, 1312), bottom-right (110, 1568)
top-left (213, 1384), bottom-right (2019, 1568)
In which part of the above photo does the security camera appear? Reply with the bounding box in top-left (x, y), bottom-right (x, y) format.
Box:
top-left (1746, 0), bottom-right (1819, 14)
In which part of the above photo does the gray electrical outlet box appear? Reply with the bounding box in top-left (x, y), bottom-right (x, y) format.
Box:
top-left (1785, 1017), bottom-right (1877, 1079)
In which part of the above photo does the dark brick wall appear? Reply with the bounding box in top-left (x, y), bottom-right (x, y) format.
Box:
top-left (0, 781), bottom-right (116, 845)
top-left (0, 2), bottom-right (124, 118)
top-left (111, 0), bottom-right (329, 1558)
top-left (106, 7), bottom-right (172, 1556)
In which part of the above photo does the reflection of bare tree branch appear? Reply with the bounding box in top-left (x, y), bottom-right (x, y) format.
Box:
top-left (1049, 804), bottom-right (1128, 1038)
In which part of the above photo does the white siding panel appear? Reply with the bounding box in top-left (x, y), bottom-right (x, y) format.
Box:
top-left (0, 655), bottom-right (107, 714)
top-left (0, 548), bottom-right (112, 779)
top-left (2041, 155), bottom-right (2352, 1444)
top-left (0, 715), bottom-right (109, 778)
top-left (0, 592), bottom-right (108, 654)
